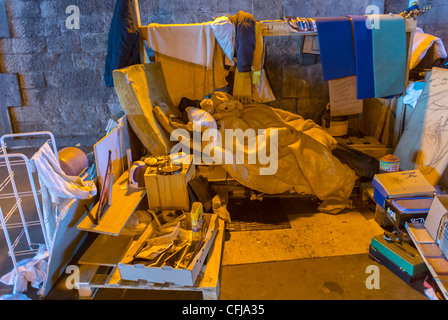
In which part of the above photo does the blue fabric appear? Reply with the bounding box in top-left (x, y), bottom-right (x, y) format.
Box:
top-left (226, 11), bottom-right (256, 73)
top-left (314, 17), bottom-right (356, 81)
top-left (104, 0), bottom-right (141, 87)
top-left (371, 15), bottom-right (407, 98)
top-left (348, 15), bottom-right (375, 99)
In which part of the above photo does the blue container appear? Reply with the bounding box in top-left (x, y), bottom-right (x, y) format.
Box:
top-left (385, 197), bottom-right (433, 229)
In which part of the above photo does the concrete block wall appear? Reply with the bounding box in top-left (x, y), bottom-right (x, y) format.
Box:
top-left (1, 0), bottom-right (444, 148)
top-left (385, 0), bottom-right (448, 46)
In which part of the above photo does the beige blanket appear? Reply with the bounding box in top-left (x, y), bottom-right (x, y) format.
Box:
top-left (210, 103), bottom-right (356, 202)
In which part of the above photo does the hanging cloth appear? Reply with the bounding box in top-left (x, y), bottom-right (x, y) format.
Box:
top-left (348, 15), bottom-right (375, 99)
top-left (371, 14), bottom-right (407, 98)
top-left (30, 142), bottom-right (97, 249)
top-left (314, 17), bottom-right (356, 81)
top-left (104, 0), bottom-right (141, 87)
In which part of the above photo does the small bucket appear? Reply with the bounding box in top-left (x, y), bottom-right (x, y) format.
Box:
top-left (379, 154), bottom-right (399, 173)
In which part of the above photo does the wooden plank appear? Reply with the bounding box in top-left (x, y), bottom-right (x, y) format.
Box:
top-left (78, 233), bottom-right (134, 266)
top-left (94, 126), bottom-right (124, 191)
top-left (76, 264), bottom-right (100, 300)
top-left (406, 222), bottom-right (448, 300)
top-left (197, 218), bottom-right (225, 300)
top-left (260, 20), bottom-right (317, 37)
top-left (77, 170), bottom-right (146, 236)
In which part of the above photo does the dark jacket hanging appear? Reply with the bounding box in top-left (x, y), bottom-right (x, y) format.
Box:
top-left (104, 0), bottom-right (141, 87)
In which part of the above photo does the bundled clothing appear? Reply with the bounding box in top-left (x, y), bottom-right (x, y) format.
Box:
top-left (226, 11), bottom-right (256, 72)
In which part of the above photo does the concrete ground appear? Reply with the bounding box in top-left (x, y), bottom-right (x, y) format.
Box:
top-left (2, 200), bottom-right (429, 301)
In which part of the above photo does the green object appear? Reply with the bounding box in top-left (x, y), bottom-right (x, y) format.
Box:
top-left (370, 234), bottom-right (428, 276)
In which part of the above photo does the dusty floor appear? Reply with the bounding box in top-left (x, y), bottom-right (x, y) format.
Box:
top-left (0, 197), bottom-right (429, 301)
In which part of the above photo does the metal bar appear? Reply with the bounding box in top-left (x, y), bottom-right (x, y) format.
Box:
top-left (0, 219), bottom-right (42, 230)
top-left (0, 206), bottom-right (19, 271)
top-left (2, 197), bottom-right (22, 225)
top-left (0, 170), bottom-right (13, 193)
top-left (0, 154), bottom-right (32, 246)
top-left (0, 189), bottom-right (42, 200)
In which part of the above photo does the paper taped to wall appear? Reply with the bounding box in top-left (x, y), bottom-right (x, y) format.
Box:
top-left (328, 75), bottom-right (363, 116)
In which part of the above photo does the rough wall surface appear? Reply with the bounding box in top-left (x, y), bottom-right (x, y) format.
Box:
top-left (0, 0), bottom-right (443, 148)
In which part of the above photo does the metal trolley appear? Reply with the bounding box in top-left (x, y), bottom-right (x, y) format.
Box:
top-left (0, 131), bottom-right (58, 276)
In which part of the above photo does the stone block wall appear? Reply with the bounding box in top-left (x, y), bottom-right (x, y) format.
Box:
top-left (1, 0), bottom-right (445, 148)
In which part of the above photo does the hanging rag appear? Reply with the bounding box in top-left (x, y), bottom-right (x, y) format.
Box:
top-left (211, 16), bottom-right (236, 66)
top-left (145, 22), bottom-right (216, 69)
top-left (314, 17), bottom-right (356, 81)
top-left (233, 68), bottom-right (253, 103)
top-left (0, 245), bottom-right (48, 296)
top-left (232, 21), bottom-right (275, 103)
top-left (371, 14), bottom-right (407, 98)
top-left (104, 0), bottom-right (141, 87)
top-left (146, 22), bottom-right (228, 106)
top-left (30, 142), bottom-right (97, 249)
top-left (348, 15), bottom-right (375, 99)
top-left (226, 11), bottom-right (256, 73)
top-left (154, 42), bottom-right (228, 107)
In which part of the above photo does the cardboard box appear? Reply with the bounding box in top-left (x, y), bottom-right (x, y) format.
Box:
top-left (118, 214), bottom-right (218, 287)
top-left (144, 158), bottom-right (195, 211)
top-left (372, 170), bottom-right (435, 208)
top-left (425, 195), bottom-right (448, 260)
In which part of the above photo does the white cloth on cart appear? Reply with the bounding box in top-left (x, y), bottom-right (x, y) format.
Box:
top-left (30, 142), bottom-right (96, 249)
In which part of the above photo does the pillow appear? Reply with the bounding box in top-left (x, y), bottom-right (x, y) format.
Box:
top-left (186, 107), bottom-right (218, 132)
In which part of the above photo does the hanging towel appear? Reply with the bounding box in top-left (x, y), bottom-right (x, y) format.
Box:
top-left (145, 22), bottom-right (216, 69)
top-left (104, 0), bottom-right (141, 87)
top-left (371, 14), bottom-right (407, 98)
top-left (314, 17), bottom-right (356, 81)
top-left (348, 15), bottom-right (375, 99)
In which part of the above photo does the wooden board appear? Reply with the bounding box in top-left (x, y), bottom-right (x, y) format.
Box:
top-left (406, 222), bottom-right (448, 300)
top-left (41, 196), bottom-right (97, 297)
top-left (94, 127), bottom-right (123, 191)
top-left (77, 170), bottom-right (146, 236)
top-left (78, 233), bottom-right (134, 267)
top-left (394, 67), bottom-right (448, 186)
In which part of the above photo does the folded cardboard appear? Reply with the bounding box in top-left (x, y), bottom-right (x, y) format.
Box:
top-left (372, 170), bottom-right (435, 208)
top-left (118, 214), bottom-right (218, 287)
top-left (425, 195), bottom-right (448, 242)
top-left (425, 195), bottom-right (448, 259)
